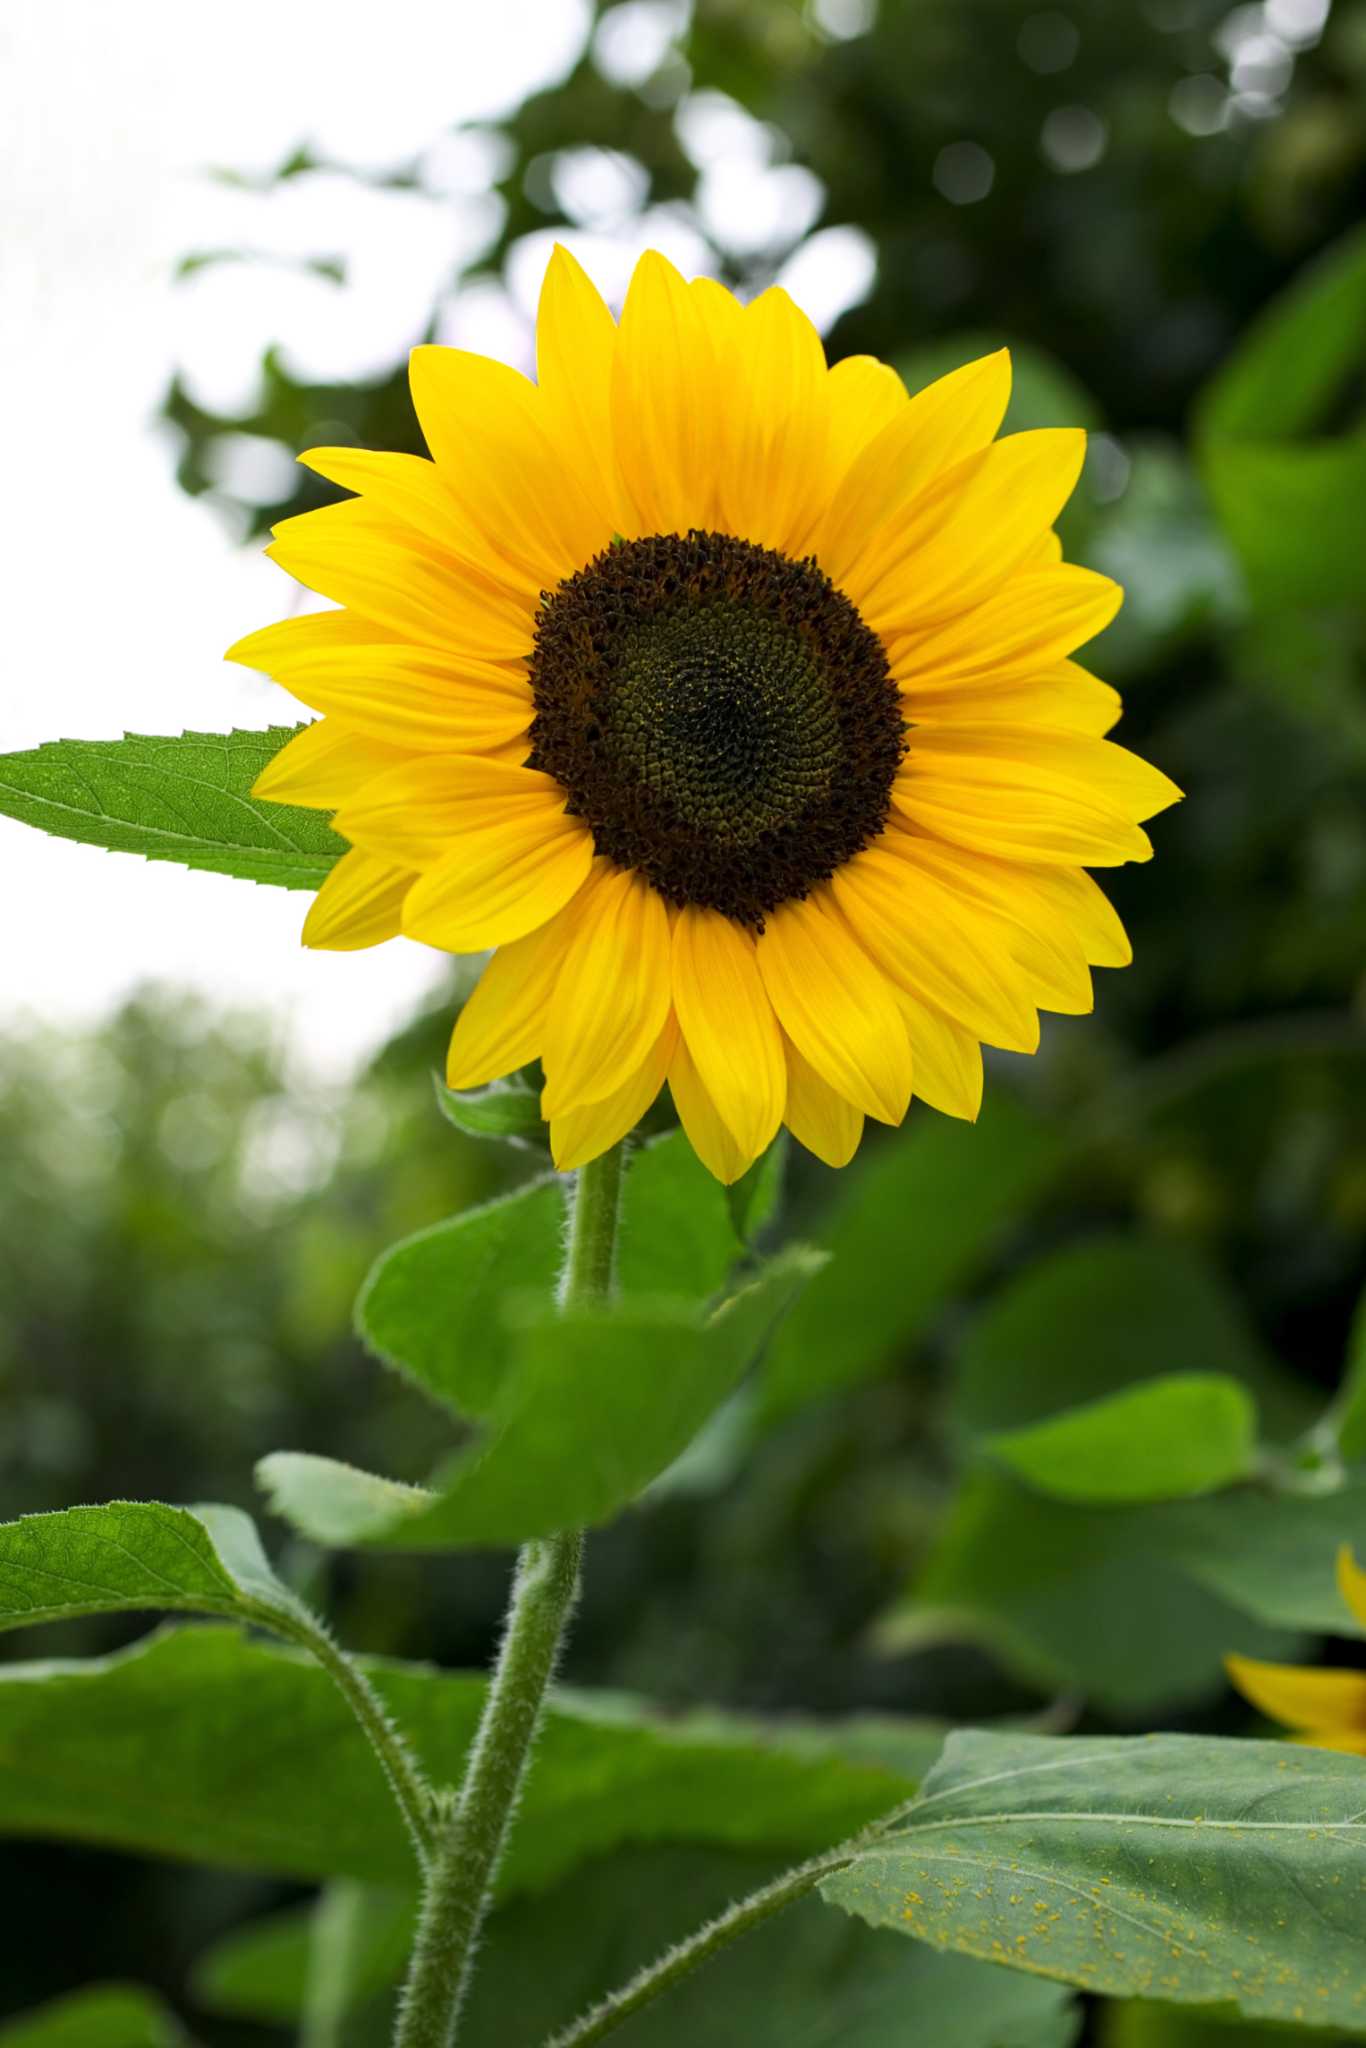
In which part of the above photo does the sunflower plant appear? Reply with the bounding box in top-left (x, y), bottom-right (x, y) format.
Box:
top-left (2, 249), bottom-right (1365, 2047)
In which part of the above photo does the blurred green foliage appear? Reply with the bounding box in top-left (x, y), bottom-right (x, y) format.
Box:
top-left (5, 0), bottom-right (1366, 2036)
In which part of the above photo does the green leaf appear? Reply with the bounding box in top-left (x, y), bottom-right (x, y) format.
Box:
top-left (0, 1987), bottom-right (187, 2047)
top-left (0, 727), bottom-right (343, 888)
top-left (725, 1133), bottom-right (787, 1246)
top-left (1148, 1474), bottom-right (1366, 1636)
top-left (271, 1245), bottom-right (824, 1548)
top-left (985, 1375), bottom-right (1258, 1505)
top-left (953, 1235), bottom-right (1311, 1447)
top-left (760, 1094), bottom-right (1061, 1424)
top-left (434, 1074), bottom-right (546, 1145)
top-left (0, 1623), bottom-right (918, 1890)
top-left (823, 1729), bottom-right (1366, 2033)
top-left (355, 1177), bottom-right (565, 1419)
top-left (1197, 224), bottom-right (1366, 611)
top-left (0, 1499), bottom-right (308, 1638)
top-left (617, 1128), bottom-right (744, 1301)
top-left (1331, 1282), bottom-right (1366, 1461)
top-left (197, 1848), bottom-right (1080, 2048)
top-left (192, 1890), bottom-right (413, 2026)
top-left (880, 1471), bottom-right (1299, 1711)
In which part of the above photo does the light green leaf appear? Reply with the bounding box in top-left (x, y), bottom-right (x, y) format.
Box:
top-left (823, 1729), bottom-right (1366, 2033)
top-left (355, 1177), bottom-right (564, 1419)
top-left (760, 1094), bottom-right (1060, 1423)
top-left (274, 1245), bottom-right (823, 1549)
top-left (986, 1375), bottom-right (1258, 1504)
top-left (197, 1848), bottom-right (1079, 2048)
top-left (617, 1127), bottom-right (744, 1302)
top-left (0, 1624), bottom-right (917, 1890)
top-left (192, 1890), bottom-right (413, 2027)
top-left (434, 1073), bottom-right (546, 1145)
top-left (1197, 224), bottom-right (1366, 611)
top-left (0, 1986), bottom-right (187, 2047)
top-left (0, 727), bottom-right (342, 888)
top-left (879, 1471), bottom-right (1298, 1711)
top-left (0, 1500), bottom-right (307, 1638)
top-left (953, 1235), bottom-right (1309, 1446)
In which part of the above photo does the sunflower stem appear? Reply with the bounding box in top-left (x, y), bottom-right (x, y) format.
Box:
top-left (392, 1145), bottom-right (623, 2048)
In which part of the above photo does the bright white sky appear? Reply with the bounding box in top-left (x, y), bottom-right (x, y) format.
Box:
top-left (0, 0), bottom-right (874, 1074)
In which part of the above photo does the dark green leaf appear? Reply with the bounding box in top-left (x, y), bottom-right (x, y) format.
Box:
top-left (1149, 1474), bottom-right (1366, 1636)
top-left (824, 1729), bottom-right (1366, 2033)
top-left (1331, 1283), bottom-right (1366, 1461)
top-left (760, 1095), bottom-right (1060, 1424)
top-left (0, 728), bottom-right (342, 888)
top-left (724, 1134), bottom-right (787, 1246)
top-left (434, 1074), bottom-right (546, 1145)
top-left (952, 1235), bottom-right (1310, 1447)
top-left (192, 1890), bottom-right (413, 2026)
top-left (880, 1471), bottom-right (1298, 1710)
top-left (0, 1986), bottom-right (187, 2047)
top-left (985, 1375), bottom-right (1258, 1504)
top-left (0, 1624), bottom-right (917, 1890)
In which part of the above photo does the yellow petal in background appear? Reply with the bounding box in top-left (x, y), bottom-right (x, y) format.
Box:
top-left (301, 846), bottom-right (414, 952)
top-left (758, 892), bottom-right (911, 1125)
top-left (550, 1013), bottom-right (679, 1173)
top-left (444, 902), bottom-right (582, 1089)
top-left (1338, 1545), bottom-right (1366, 1630)
top-left (535, 243), bottom-right (625, 532)
top-left (668, 1035), bottom-right (753, 1185)
top-left (1226, 1652), bottom-right (1366, 1736)
top-left (782, 1031), bottom-right (863, 1168)
top-left (823, 355), bottom-right (909, 485)
top-left (672, 907), bottom-right (786, 1163)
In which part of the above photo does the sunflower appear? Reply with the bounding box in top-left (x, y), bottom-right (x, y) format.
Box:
top-left (229, 246), bottom-right (1179, 1182)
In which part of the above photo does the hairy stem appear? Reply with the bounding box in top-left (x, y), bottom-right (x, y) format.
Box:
top-left (392, 1144), bottom-right (623, 2047)
top-left (543, 1851), bottom-right (856, 2048)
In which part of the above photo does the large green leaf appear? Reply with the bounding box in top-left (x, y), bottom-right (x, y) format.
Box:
top-left (1196, 224), bottom-right (1366, 611)
top-left (1150, 1474), bottom-right (1366, 1636)
top-left (880, 1471), bottom-right (1299, 1711)
top-left (0, 1987), bottom-right (187, 2047)
top-left (197, 1848), bottom-right (1079, 2048)
top-left (0, 1500), bottom-right (308, 1640)
top-left (759, 1094), bottom-right (1060, 1423)
top-left (985, 1375), bottom-right (1257, 1505)
top-left (0, 727), bottom-right (342, 887)
top-left (0, 1624), bottom-right (917, 1890)
top-left (265, 1245), bottom-right (822, 1548)
top-left (824, 1729), bottom-right (1366, 2033)
top-left (952, 1235), bottom-right (1309, 1446)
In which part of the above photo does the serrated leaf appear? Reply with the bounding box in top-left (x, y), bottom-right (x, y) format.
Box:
top-left (0, 1624), bottom-right (917, 1891)
top-left (0, 1986), bottom-right (188, 2047)
top-left (760, 1094), bottom-right (1060, 1424)
top-left (823, 1729), bottom-right (1366, 2033)
top-left (435, 1074), bottom-right (546, 1145)
top-left (0, 1500), bottom-right (307, 1638)
top-left (197, 1848), bottom-right (1079, 2048)
top-left (0, 727), bottom-right (344, 887)
top-left (270, 1245), bottom-right (824, 1549)
top-left (986, 1375), bottom-right (1257, 1505)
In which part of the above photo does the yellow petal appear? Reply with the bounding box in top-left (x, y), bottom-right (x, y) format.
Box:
top-left (535, 243), bottom-right (625, 530)
top-left (672, 907), bottom-right (786, 1163)
top-left (718, 285), bottom-right (830, 554)
top-left (445, 900), bottom-right (582, 1089)
top-left (757, 890), bottom-right (912, 1125)
top-left (895, 990), bottom-right (984, 1121)
top-left (909, 661), bottom-right (1122, 738)
top-left (668, 1035), bottom-right (753, 1185)
top-left (255, 647), bottom-right (532, 754)
top-left (1226, 1652), bottom-right (1366, 1735)
top-left (831, 843), bottom-right (1040, 1053)
top-left (301, 846), bottom-right (414, 951)
top-left (823, 355), bottom-right (909, 485)
top-left (887, 565), bottom-right (1123, 686)
top-left (611, 250), bottom-right (723, 537)
top-left (894, 832), bottom-right (1132, 973)
top-left (851, 429), bottom-right (1088, 633)
top-left (1337, 1546), bottom-right (1366, 1631)
top-left (540, 864), bottom-right (673, 1118)
top-left (550, 1012), bottom-right (679, 1172)
top-left (297, 447), bottom-right (533, 590)
top-left (266, 501), bottom-right (534, 659)
top-left (782, 1031), bottom-right (863, 1168)
top-left (817, 350), bottom-right (1011, 587)
top-left (334, 754), bottom-right (567, 870)
top-left (403, 813), bottom-right (594, 954)
top-left (252, 720), bottom-right (409, 809)
top-left (227, 609), bottom-right (405, 670)
top-left (408, 344), bottom-right (612, 588)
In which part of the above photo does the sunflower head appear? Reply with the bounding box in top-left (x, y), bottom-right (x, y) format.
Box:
top-left (229, 246), bottom-right (1180, 1183)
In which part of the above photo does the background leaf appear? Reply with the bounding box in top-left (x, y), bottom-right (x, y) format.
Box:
top-left (0, 1624), bottom-right (920, 1891)
top-left (0, 728), bottom-right (341, 888)
top-left (985, 1374), bottom-right (1258, 1504)
top-left (0, 1987), bottom-right (187, 2047)
top-left (824, 1729), bottom-right (1366, 2031)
